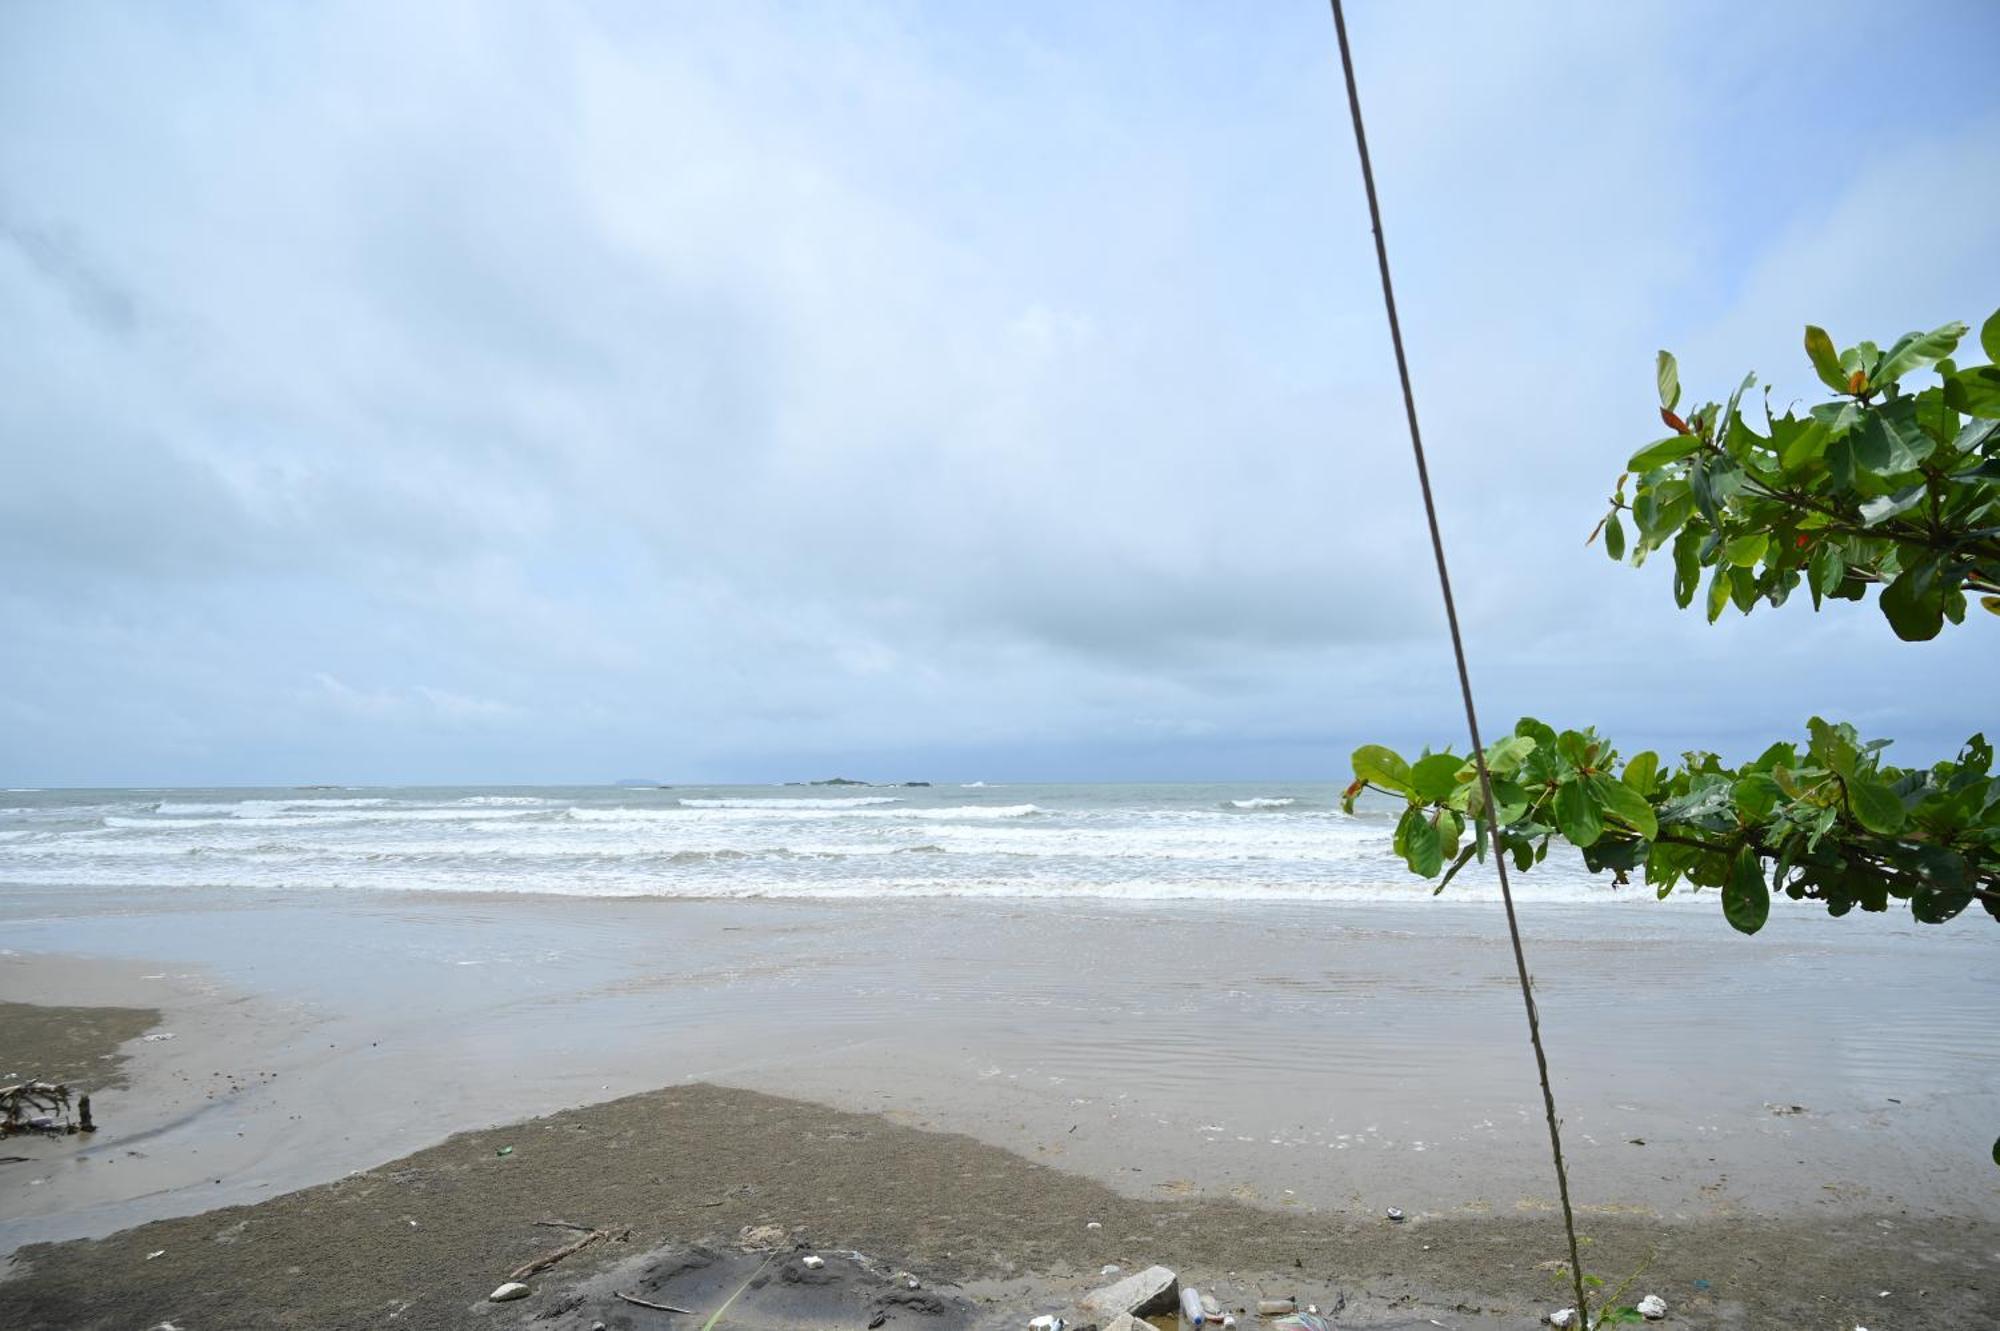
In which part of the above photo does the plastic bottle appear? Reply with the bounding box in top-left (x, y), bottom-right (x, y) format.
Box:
top-left (1181, 1288), bottom-right (1206, 1326)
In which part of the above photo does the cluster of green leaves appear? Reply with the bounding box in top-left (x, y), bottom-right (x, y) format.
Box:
top-left (1589, 309), bottom-right (2000, 641)
top-left (1344, 718), bottom-right (2000, 933)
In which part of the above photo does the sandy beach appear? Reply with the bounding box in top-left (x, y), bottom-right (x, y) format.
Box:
top-left (3, 884), bottom-right (1996, 1328)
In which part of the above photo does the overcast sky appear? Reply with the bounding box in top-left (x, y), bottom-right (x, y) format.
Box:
top-left (3, 1), bottom-right (1997, 787)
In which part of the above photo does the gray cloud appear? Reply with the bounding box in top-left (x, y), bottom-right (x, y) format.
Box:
top-left (1, 0), bottom-right (1996, 785)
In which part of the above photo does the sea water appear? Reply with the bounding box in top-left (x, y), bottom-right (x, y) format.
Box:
top-left (0, 782), bottom-right (1627, 903)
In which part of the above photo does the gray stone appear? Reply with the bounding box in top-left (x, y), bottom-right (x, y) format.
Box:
top-left (1082, 1266), bottom-right (1179, 1319)
top-left (488, 1281), bottom-right (530, 1302)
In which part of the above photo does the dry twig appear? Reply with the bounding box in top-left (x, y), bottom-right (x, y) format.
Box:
top-left (507, 1225), bottom-right (630, 1282)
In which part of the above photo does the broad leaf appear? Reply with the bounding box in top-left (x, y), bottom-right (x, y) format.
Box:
top-left (1804, 325), bottom-right (1846, 393)
top-left (1723, 846), bottom-right (1770, 934)
top-left (1945, 365), bottom-right (2000, 418)
top-left (1411, 752), bottom-right (1467, 803)
top-left (1879, 563), bottom-right (1945, 641)
top-left (1628, 435), bottom-right (1701, 470)
top-left (1353, 745), bottom-right (1412, 794)
top-left (1982, 306), bottom-right (2000, 364)
top-left (1592, 774), bottom-right (1658, 839)
top-left (1847, 777), bottom-right (1907, 835)
top-left (1858, 483), bottom-right (1925, 526)
top-left (1395, 806), bottom-right (1443, 876)
top-left (1553, 779), bottom-right (1603, 847)
top-left (1656, 350), bottom-right (1680, 412)
top-left (1874, 322), bottom-right (1965, 385)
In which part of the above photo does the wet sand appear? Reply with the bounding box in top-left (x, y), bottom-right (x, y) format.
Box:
top-left (2, 1080), bottom-right (1993, 1330)
top-left (2, 997), bottom-right (158, 1093)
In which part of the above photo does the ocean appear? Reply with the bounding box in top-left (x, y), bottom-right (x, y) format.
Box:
top-left (0, 782), bottom-right (1624, 903)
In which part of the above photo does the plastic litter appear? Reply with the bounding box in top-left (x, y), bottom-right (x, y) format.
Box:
top-left (1029, 1317), bottom-right (1064, 1331)
top-left (1270, 1314), bottom-right (1331, 1331)
top-left (1101, 1265), bottom-right (1122, 1276)
top-left (1548, 1309), bottom-right (1576, 1328)
top-left (801, 1255), bottom-right (825, 1270)
top-left (1638, 1294), bottom-right (1666, 1320)
top-left (1386, 1207), bottom-right (1405, 1222)
top-left (1181, 1287), bottom-right (1206, 1326)
top-left (1256, 1298), bottom-right (1297, 1317)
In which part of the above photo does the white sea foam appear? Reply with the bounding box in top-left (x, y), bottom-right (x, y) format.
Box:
top-left (1, 785), bottom-right (1633, 905)
top-left (899, 803), bottom-right (1041, 820)
top-left (677, 796), bottom-right (904, 810)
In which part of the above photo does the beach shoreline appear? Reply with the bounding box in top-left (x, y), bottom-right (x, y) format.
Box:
top-left (2, 883), bottom-right (1997, 1325)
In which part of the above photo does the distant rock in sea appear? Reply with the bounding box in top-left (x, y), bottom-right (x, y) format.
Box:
top-left (809, 777), bottom-right (869, 786)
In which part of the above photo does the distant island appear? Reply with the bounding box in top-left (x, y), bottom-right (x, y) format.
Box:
top-left (781, 778), bottom-right (932, 788)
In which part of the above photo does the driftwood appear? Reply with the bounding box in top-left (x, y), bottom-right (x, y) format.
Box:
top-left (507, 1224), bottom-right (631, 1282)
top-left (616, 1291), bottom-right (694, 1314)
top-left (0, 1081), bottom-right (93, 1137)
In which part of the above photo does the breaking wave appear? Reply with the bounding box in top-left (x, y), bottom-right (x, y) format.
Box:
top-left (677, 796), bottom-right (903, 810)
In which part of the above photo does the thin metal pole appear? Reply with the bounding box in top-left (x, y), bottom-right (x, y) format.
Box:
top-left (1323, 2), bottom-right (1592, 1322)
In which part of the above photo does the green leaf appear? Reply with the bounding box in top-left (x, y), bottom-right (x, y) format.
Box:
top-left (1622, 750), bottom-right (1660, 796)
top-left (1395, 806), bottom-right (1444, 876)
top-left (1846, 777), bottom-right (1907, 835)
top-left (1353, 745), bottom-right (1412, 794)
top-left (1911, 885), bottom-right (1972, 925)
top-left (1874, 322), bottom-right (1966, 385)
top-left (1723, 846), bottom-right (1770, 934)
top-left (1809, 542), bottom-right (1845, 602)
top-left (1808, 717), bottom-right (1858, 780)
top-left (1628, 435), bottom-right (1700, 471)
top-left (1553, 779), bottom-right (1604, 847)
top-left (1944, 365), bottom-right (2000, 418)
top-left (1804, 325), bottom-right (1846, 393)
top-left (1723, 532), bottom-right (1768, 567)
top-left (1411, 752), bottom-right (1467, 803)
top-left (1879, 563), bottom-right (1945, 641)
top-left (1671, 525), bottom-right (1702, 609)
top-left (1982, 307), bottom-right (2000, 364)
top-left (1592, 774), bottom-right (1658, 839)
top-left (1656, 350), bottom-right (1680, 412)
top-left (1482, 734), bottom-right (1537, 777)
top-left (1775, 414), bottom-right (1831, 472)
top-left (1705, 565), bottom-right (1731, 623)
top-left (1603, 512), bottom-right (1626, 560)
top-left (1857, 483), bottom-right (1926, 527)
top-left (1434, 841), bottom-right (1479, 895)
top-left (1732, 772), bottom-right (1781, 821)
